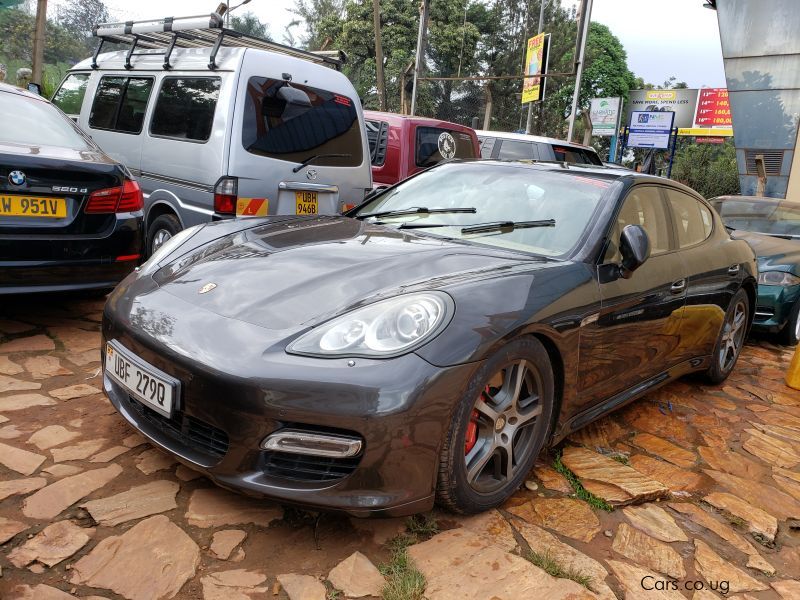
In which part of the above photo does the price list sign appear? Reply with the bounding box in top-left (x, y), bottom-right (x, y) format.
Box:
top-left (693, 88), bottom-right (732, 127)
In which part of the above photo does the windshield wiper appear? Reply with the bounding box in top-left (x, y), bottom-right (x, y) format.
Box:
top-left (356, 207), bottom-right (476, 220)
top-left (461, 219), bottom-right (556, 234)
top-left (292, 153), bottom-right (352, 173)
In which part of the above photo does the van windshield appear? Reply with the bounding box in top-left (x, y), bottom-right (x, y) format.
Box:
top-left (242, 77), bottom-right (363, 168)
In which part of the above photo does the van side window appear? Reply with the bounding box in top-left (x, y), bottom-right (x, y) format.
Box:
top-left (366, 119), bottom-right (389, 166)
top-left (496, 140), bottom-right (534, 160)
top-left (150, 77), bottom-right (221, 142)
top-left (89, 76), bottom-right (153, 134)
top-left (52, 73), bottom-right (89, 116)
top-left (479, 137), bottom-right (495, 158)
top-left (243, 77), bottom-right (363, 167)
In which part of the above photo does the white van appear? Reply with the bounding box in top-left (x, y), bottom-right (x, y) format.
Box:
top-left (52, 13), bottom-right (372, 256)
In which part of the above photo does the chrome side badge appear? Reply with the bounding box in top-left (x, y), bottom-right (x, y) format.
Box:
top-left (198, 283), bottom-right (217, 294)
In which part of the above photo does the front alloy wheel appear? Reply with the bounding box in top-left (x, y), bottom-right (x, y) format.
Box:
top-left (437, 336), bottom-right (554, 513)
top-left (705, 288), bottom-right (750, 383)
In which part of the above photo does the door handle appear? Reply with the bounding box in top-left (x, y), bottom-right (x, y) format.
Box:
top-left (728, 264), bottom-right (740, 276)
top-left (671, 279), bottom-right (686, 293)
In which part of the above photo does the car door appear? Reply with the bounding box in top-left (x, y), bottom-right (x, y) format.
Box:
top-left (665, 188), bottom-right (736, 360)
top-left (577, 185), bottom-right (688, 410)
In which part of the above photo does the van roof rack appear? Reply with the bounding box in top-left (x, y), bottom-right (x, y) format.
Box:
top-left (91, 13), bottom-right (345, 71)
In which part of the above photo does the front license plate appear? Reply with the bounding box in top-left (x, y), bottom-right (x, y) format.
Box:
top-left (295, 191), bottom-right (318, 215)
top-left (0, 195), bottom-right (67, 218)
top-left (105, 342), bottom-right (178, 418)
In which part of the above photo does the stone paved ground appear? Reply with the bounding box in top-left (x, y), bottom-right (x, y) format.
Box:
top-left (1, 293), bottom-right (799, 599)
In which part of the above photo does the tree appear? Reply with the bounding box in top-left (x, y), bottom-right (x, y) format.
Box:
top-left (671, 140), bottom-right (740, 198)
top-left (55, 0), bottom-right (110, 56)
top-left (230, 11), bottom-right (272, 40)
top-left (0, 8), bottom-right (87, 65)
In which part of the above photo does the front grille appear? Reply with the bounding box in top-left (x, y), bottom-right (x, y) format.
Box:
top-left (262, 451), bottom-right (360, 482)
top-left (125, 395), bottom-right (229, 461)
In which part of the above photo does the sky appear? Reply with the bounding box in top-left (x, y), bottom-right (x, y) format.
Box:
top-left (57, 0), bottom-right (726, 89)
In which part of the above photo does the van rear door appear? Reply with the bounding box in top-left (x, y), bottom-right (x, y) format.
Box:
top-left (229, 52), bottom-right (371, 216)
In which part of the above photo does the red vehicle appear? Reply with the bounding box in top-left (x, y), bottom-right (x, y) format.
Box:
top-left (364, 111), bottom-right (480, 187)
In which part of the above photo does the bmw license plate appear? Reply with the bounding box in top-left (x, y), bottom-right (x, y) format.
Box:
top-left (0, 195), bottom-right (66, 218)
top-left (295, 191), bottom-right (318, 215)
top-left (105, 341), bottom-right (178, 418)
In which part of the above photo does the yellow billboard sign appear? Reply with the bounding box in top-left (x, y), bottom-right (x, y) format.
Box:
top-left (678, 127), bottom-right (733, 137)
top-left (521, 33), bottom-right (546, 104)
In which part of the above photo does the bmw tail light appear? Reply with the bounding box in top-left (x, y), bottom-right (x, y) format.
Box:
top-left (214, 177), bottom-right (237, 215)
top-left (85, 179), bottom-right (143, 213)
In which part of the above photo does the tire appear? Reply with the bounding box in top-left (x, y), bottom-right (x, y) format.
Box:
top-left (779, 300), bottom-right (800, 346)
top-left (704, 288), bottom-right (750, 384)
top-left (146, 214), bottom-right (181, 258)
top-left (436, 336), bottom-right (554, 514)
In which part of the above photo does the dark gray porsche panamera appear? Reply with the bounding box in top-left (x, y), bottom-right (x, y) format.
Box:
top-left (102, 161), bottom-right (757, 516)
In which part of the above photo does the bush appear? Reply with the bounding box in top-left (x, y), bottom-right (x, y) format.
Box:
top-left (671, 140), bottom-right (740, 198)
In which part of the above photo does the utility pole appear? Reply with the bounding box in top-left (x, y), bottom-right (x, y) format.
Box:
top-left (31, 0), bottom-right (47, 86)
top-left (373, 0), bottom-right (386, 110)
top-left (410, 0), bottom-right (430, 116)
top-left (525, 0), bottom-right (546, 134)
top-left (566, 0), bottom-right (593, 142)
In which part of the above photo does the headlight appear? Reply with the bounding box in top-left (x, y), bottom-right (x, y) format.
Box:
top-left (287, 292), bottom-right (454, 358)
top-left (758, 271), bottom-right (800, 286)
top-left (138, 224), bottom-right (204, 276)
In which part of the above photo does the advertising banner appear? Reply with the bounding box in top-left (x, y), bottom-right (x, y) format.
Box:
top-left (521, 33), bottom-right (547, 104)
top-left (693, 88), bottom-right (732, 127)
top-left (625, 89), bottom-right (698, 129)
top-left (589, 98), bottom-right (621, 136)
top-left (628, 111), bottom-right (675, 149)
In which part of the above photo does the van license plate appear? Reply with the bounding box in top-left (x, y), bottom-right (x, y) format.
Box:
top-left (105, 342), bottom-right (178, 418)
top-left (295, 191), bottom-right (318, 215)
top-left (0, 195), bottom-right (66, 218)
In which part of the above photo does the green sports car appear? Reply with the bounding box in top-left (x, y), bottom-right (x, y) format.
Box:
top-left (710, 195), bottom-right (800, 344)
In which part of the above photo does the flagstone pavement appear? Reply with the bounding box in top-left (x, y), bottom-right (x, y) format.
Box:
top-left (0, 293), bottom-right (799, 599)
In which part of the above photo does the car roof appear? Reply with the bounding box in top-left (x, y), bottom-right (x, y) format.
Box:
top-left (0, 82), bottom-right (48, 102)
top-left (475, 129), bottom-right (596, 151)
top-left (364, 110), bottom-right (477, 134)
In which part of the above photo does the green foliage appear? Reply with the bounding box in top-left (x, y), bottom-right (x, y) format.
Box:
top-left (380, 540), bottom-right (426, 600)
top-left (552, 450), bottom-right (614, 512)
top-left (523, 548), bottom-right (594, 589)
top-left (405, 514), bottom-right (439, 539)
top-left (229, 11), bottom-right (272, 40)
top-left (671, 140), bottom-right (740, 198)
top-left (0, 7), bottom-right (87, 66)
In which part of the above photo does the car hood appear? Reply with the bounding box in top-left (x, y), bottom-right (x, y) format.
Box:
top-left (152, 216), bottom-right (548, 330)
top-left (0, 141), bottom-right (113, 166)
top-left (732, 230), bottom-right (800, 273)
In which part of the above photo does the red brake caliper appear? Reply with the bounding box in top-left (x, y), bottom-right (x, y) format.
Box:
top-left (465, 386), bottom-right (490, 454)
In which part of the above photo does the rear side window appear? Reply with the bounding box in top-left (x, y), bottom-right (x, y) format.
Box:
top-left (667, 189), bottom-right (713, 247)
top-left (479, 137), bottom-right (495, 158)
top-left (366, 119), bottom-right (389, 166)
top-left (496, 139), bottom-right (534, 160)
top-left (552, 145), bottom-right (602, 165)
top-left (415, 127), bottom-right (475, 167)
top-left (89, 76), bottom-right (153, 134)
top-left (51, 73), bottom-right (89, 116)
top-left (242, 77), bottom-right (363, 167)
top-left (150, 77), bottom-right (220, 142)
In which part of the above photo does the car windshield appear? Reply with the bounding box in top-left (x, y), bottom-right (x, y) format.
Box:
top-left (711, 197), bottom-right (800, 238)
top-left (353, 162), bottom-right (613, 256)
top-left (0, 92), bottom-right (91, 150)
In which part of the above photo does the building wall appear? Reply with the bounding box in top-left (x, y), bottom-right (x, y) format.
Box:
top-left (715, 0), bottom-right (800, 198)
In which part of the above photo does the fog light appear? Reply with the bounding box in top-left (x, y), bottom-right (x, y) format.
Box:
top-left (261, 430), bottom-right (362, 458)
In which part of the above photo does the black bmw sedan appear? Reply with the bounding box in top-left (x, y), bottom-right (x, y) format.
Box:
top-left (0, 83), bottom-right (143, 294)
top-left (102, 161), bottom-right (756, 516)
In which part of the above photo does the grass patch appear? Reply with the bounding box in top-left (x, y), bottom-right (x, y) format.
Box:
top-left (523, 549), bottom-right (594, 590)
top-left (324, 582), bottom-right (342, 600)
top-left (552, 451), bottom-right (614, 512)
top-left (380, 539), bottom-right (426, 600)
top-left (610, 454), bottom-right (629, 465)
top-left (405, 514), bottom-right (439, 540)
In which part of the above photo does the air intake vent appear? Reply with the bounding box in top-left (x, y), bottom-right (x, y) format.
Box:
top-left (262, 452), bottom-right (360, 482)
top-left (366, 120), bottom-right (390, 166)
top-left (745, 150), bottom-right (784, 176)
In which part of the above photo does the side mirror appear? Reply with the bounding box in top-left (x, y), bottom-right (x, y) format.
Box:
top-left (619, 224), bottom-right (650, 278)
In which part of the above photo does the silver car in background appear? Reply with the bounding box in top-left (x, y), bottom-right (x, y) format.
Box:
top-left (477, 130), bottom-right (603, 165)
top-left (52, 13), bottom-right (372, 256)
